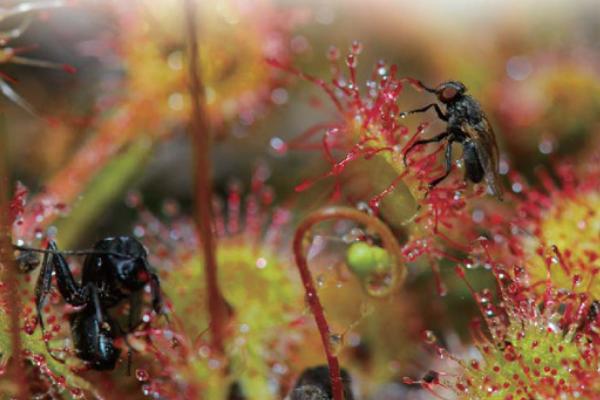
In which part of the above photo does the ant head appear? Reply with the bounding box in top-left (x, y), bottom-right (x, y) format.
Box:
top-left (94, 236), bottom-right (152, 290)
top-left (434, 81), bottom-right (466, 103)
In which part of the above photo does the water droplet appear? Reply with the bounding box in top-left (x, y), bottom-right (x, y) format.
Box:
top-left (499, 159), bottom-right (510, 175)
top-left (342, 227), bottom-right (365, 243)
top-left (271, 88), bottom-right (288, 105)
top-left (423, 330), bottom-right (437, 344)
top-left (402, 376), bottom-right (416, 385)
top-left (168, 92), bottom-right (184, 110)
top-left (538, 139), bottom-right (554, 154)
top-left (133, 225), bottom-right (145, 238)
top-left (506, 56), bottom-right (532, 81)
top-left (167, 51), bottom-right (183, 70)
top-left (136, 368), bottom-right (150, 382)
top-left (350, 40), bottom-right (363, 55)
top-left (290, 35), bottom-right (310, 53)
top-left (472, 209), bottom-right (485, 223)
top-left (269, 137), bottom-right (288, 155)
top-left (125, 191), bottom-right (142, 208)
top-left (255, 257), bottom-right (267, 269)
top-left (346, 54), bottom-right (357, 68)
top-left (316, 274), bottom-right (325, 287)
top-left (328, 333), bottom-right (344, 356)
top-left (399, 112), bottom-right (408, 119)
top-left (327, 46), bottom-right (340, 61)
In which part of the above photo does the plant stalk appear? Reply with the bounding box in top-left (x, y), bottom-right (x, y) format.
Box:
top-left (183, 0), bottom-right (228, 355)
top-left (293, 206), bottom-right (406, 400)
top-left (0, 120), bottom-right (28, 399)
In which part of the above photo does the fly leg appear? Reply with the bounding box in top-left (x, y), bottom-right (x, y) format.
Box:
top-left (428, 139), bottom-right (455, 191)
top-left (403, 131), bottom-right (449, 167)
top-left (400, 103), bottom-right (448, 121)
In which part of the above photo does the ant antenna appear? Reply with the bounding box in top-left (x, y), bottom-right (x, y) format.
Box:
top-left (12, 244), bottom-right (136, 259)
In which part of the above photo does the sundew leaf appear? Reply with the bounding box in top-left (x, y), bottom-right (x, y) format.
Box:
top-left (165, 241), bottom-right (301, 400)
top-left (0, 307), bottom-right (94, 398)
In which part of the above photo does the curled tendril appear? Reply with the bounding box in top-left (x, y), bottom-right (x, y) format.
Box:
top-left (292, 206), bottom-right (406, 400)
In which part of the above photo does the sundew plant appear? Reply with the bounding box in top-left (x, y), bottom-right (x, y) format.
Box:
top-left (0, 1), bottom-right (598, 399)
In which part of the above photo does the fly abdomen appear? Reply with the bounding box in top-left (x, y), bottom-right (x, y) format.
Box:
top-left (463, 139), bottom-right (485, 183)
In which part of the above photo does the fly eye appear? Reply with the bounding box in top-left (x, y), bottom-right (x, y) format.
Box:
top-left (441, 87), bottom-right (458, 100)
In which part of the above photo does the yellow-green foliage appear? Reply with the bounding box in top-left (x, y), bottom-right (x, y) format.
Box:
top-left (165, 240), bottom-right (301, 399)
top-left (0, 307), bottom-right (93, 398)
top-left (454, 316), bottom-right (593, 399)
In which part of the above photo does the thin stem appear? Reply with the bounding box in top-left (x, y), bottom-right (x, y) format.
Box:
top-left (183, 0), bottom-right (228, 354)
top-left (0, 121), bottom-right (28, 399)
top-left (293, 206), bottom-right (406, 400)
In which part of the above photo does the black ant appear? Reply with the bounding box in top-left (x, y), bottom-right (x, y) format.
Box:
top-left (402, 80), bottom-right (503, 199)
top-left (14, 236), bottom-right (164, 371)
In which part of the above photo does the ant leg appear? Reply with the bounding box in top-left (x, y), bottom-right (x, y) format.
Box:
top-left (47, 241), bottom-right (86, 306)
top-left (34, 250), bottom-right (53, 333)
top-left (428, 141), bottom-right (454, 190)
top-left (150, 273), bottom-right (166, 320)
top-left (400, 103), bottom-right (448, 121)
top-left (403, 131), bottom-right (449, 167)
top-left (85, 284), bottom-right (105, 326)
top-left (113, 319), bottom-right (137, 376)
top-left (34, 248), bottom-right (71, 363)
top-left (128, 290), bottom-right (143, 332)
top-left (127, 348), bottom-right (133, 376)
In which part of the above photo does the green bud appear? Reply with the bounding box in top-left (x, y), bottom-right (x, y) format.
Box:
top-left (346, 242), bottom-right (392, 279)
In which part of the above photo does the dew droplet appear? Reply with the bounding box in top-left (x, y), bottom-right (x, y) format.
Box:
top-left (255, 257), bottom-right (267, 269)
top-left (269, 137), bottom-right (288, 155)
top-left (328, 333), bottom-right (344, 356)
top-left (538, 139), bottom-right (554, 154)
top-left (346, 54), bottom-right (357, 68)
top-left (360, 301), bottom-right (374, 317)
top-left (327, 46), bottom-right (340, 61)
top-left (136, 368), bottom-right (150, 382)
top-left (342, 227), bottom-right (365, 243)
top-left (350, 40), bottom-right (363, 55)
top-left (316, 274), bottom-right (325, 287)
top-left (423, 330), bottom-right (437, 344)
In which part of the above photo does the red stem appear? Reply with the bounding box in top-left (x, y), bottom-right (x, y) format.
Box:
top-left (293, 206), bottom-right (406, 400)
top-left (183, 0), bottom-right (228, 354)
top-left (0, 127), bottom-right (28, 399)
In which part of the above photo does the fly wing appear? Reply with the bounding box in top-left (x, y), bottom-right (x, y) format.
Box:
top-left (461, 117), bottom-right (503, 199)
